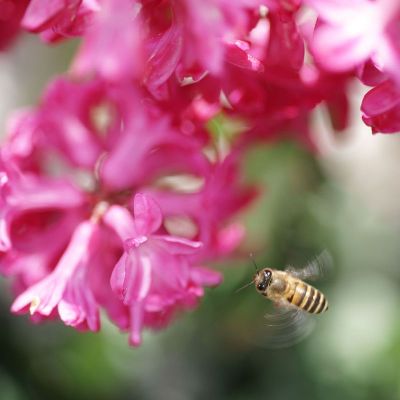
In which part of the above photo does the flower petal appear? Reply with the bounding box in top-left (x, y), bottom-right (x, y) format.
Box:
top-left (190, 266), bottom-right (223, 287)
top-left (133, 193), bottom-right (162, 236)
top-left (11, 220), bottom-right (96, 316)
top-left (153, 235), bottom-right (203, 255)
top-left (129, 302), bottom-right (144, 347)
top-left (72, 0), bottom-right (143, 81)
top-left (58, 275), bottom-right (100, 332)
top-left (110, 249), bottom-right (152, 305)
top-left (103, 205), bottom-right (136, 241)
top-left (144, 24), bottom-right (183, 99)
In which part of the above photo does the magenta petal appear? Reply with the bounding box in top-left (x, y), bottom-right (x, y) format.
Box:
top-left (0, 0), bottom-right (28, 50)
top-left (22, 0), bottom-right (75, 32)
top-left (58, 301), bottom-right (87, 329)
top-left (100, 113), bottom-right (184, 190)
top-left (8, 175), bottom-right (85, 211)
top-left (358, 60), bottom-right (386, 86)
top-left (153, 235), bottom-right (203, 255)
top-left (312, 24), bottom-right (374, 71)
top-left (0, 218), bottom-right (11, 251)
top-left (11, 220), bottom-right (96, 316)
top-left (110, 253), bottom-right (128, 299)
top-left (11, 273), bottom-right (65, 316)
top-left (58, 275), bottom-right (100, 331)
top-left (110, 250), bottom-right (152, 305)
top-left (72, 0), bottom-right (143, 81)
top-left (144, 24), bottom-right (183, 99)
top-left (133, 193), bottom-right (162, 236)
top-left (103, 205), bottom-right (136, 241)
top-left (361, 81), bottom-right (400, 133)
top-left (266, 12), bottom-right (304, 71)
top-left (216, 223), bottom-right (245, 255)
top-left (190, 266), bottom-right (222, 287)
top-left (304, 0), bottom-right (366, 23)
top-left (129, 302), bottom-right (143, 346)
top-left (361, 81), bottom-right (400, 115)
top-left (225, 42), bottom-right (264, 72)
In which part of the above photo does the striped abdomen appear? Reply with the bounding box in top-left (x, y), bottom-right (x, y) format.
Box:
top-left (286, 280), bottom-right (328, 314)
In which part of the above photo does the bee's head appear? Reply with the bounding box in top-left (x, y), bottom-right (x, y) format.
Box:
top-left (254, 269), bottom-right (272, 293)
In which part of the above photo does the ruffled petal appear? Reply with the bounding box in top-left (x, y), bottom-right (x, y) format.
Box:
top-left (190, 266), bottom-right (222, 287)
top-left (110, 249), bottom-right (152, 305)
top-left (102, 204), bottom-right (136, 241)
top-left (133, 193), bottom-right (162, 236)
top-left (11, 220), bottom-right (96, 316)
top-left (153, 234), bottom-right (203, 255)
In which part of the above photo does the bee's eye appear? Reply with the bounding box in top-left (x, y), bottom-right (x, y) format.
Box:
top-left (256, 270), bottom-right (272, 292)
top-left (257, 282), bottom-right (267, 291)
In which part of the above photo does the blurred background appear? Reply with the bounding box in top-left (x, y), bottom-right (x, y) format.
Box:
top-left (1, 35), bottom-right (400, 400)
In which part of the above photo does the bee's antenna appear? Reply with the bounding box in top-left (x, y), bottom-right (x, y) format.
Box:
top-left (235, 280), bottom-right (254, 293)
top-left (249, 252), bottom-right (259, 273)
top-left (235, 253), bottom-right (259, 294)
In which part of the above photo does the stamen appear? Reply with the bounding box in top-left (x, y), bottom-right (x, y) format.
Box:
top-left (29, 296), bottom-right (40, 315)
top-left (91, 201), bottom-right (110, 223)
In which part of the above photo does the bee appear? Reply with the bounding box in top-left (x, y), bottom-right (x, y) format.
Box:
top-left (254, 268), bottom-right (328, 314)
top-left (237, 252), bottom-right (331, 348)
top-left (239, 251), bottom-right (331, 314)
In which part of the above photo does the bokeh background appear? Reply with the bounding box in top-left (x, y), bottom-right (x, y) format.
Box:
top-left (2, 35), bottom-right (400, 400)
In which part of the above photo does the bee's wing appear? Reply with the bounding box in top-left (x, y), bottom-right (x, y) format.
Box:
top-left (248, 301), bottom-right (315, 349)
top-left (260, 303), bottom-right (315, 349)
top-left (285, 250), bottom-right (333, 282)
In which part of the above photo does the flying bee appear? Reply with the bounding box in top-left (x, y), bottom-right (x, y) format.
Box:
top-left (254, 268), bottom-right (328, 313)
top-left (238, 251), bottom-right (331, 347)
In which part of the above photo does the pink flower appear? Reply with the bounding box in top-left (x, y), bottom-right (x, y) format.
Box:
top-left (11, 220), bottom-right (100, 331)
top-left (99, 108), bottom-right (209, 191)
top-left (72, 0), bottom-right (144, 81)
top-left (1, 0), bottom-right (359, 348)
top-left (306, 0), bottom-right (400, 83)
top-left (0, 69), bottom-right (233, 345)
top-left (21, 0), bottom-right (99, 42)
top-left (143, 151), bottom-right (256, 260)
top-left (0, 162), bottom-right (86, 253)
top-left (4, 79), bottom-right (109, 170)
top-left (214, 4), bottom-right (354, 142)
top-left (0, 159), bottom-right (87, 291)
top-left (172, 0), bottom-right (260, 74)
top-left (103, 193), bottom-right (221, 346)
top-left (0, 0), bottom-right (29, 50)
top-left (141, 0), bottom-right (262, 97)
top-left (264, 8), bottom-right (304, 72)
top-left (361, 80), bottom-right (400, 134)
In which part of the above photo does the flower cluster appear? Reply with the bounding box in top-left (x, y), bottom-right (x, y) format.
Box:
top-left (304, 0), bottom-right (400, 133)
top-left (0, 73), bottom-right (253, 345)
top-left (1, 0), bottom-right (398, 345)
